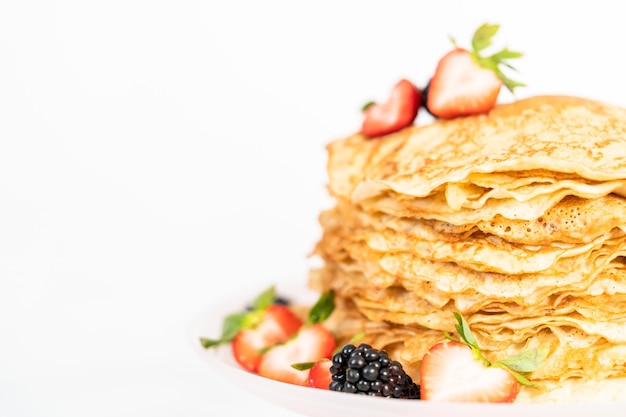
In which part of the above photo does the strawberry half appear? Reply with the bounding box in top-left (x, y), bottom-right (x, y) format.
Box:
top-left (419, 313), bottom-right (546, 403)
top-left (231, 304), bottom-right (303, 372)
top-left (426, 23), bottom-right (524, 119)
top-left (200, 286), bottom-right (303, 373)
top-left (361, 78), bottom-right (421, 138)
top-left (307, 359), bottom-right (332, 389)
top-left (258, 323), bottom-right (336, 386)
top-left (420, 341), bottom-right (519, 402)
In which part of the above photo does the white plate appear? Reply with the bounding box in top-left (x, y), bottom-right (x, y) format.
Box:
top-left (189, 282), bottom-right (626, 417)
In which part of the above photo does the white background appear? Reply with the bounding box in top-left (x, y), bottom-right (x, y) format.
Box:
top-left (2, 1), bottom-right (626, 416)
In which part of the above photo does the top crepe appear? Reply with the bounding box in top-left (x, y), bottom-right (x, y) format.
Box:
top-left (327, 95), bottom-right (626, 204)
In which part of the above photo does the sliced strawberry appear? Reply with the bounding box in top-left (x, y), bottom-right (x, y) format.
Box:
top-left (307, 359), bottom-right (332, 389)
top-left (361, 78), bottom-right (421, 138)
top-left (426, 23), bottom-right (524, 119)
top-left (420, 341), bottom-right (519, 402)
top-left (231, 304), bottom-right (303, 373)
top-left (426, 48), bottom-right (502, 119)
top-left (420, 313), bottom-right (545, 402)
top-left (258, 323), bottom-right (336, 386)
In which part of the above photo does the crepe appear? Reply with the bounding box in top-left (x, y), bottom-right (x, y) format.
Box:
top-left (309, 95), bottom-right (626, 403)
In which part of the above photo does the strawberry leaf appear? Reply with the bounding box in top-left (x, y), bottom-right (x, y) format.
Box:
top-left (251, 285), bottom-right (277, 311)
top-left (222, 311), bottom-right (255, 341)
top-left (471, 23), bottom-right (500, 53)
top-left (199, 286), bottom-right (276, 349)
top-left (461, 22), bottom-right (525, 93)
top-left (361, 101), bottom-right (376, 112)
top-left (497, 71), bottom-right (526, 93)
top-left (199, 309), bottom-right (264, 348)
top-left (453, 312), bottom-right (479, 349)
top-left (452, 312), bottom-right (490, 365)
top-left (489, 47), bottom-right (524, 61)
top-left (199, 337), bottom-right (222, 348)
top-left (348, 331), bottom-right (365, 345)
top-left (291, 361), bottom-right (315, 371)
top-left (496, 365), bottom-right (537, 387)
top-left (495, 348), bottom-right (548, 373)
top-left (446, 311), bottom-right (547, 389)
top-left (307, 290), bottom-right (335, 325)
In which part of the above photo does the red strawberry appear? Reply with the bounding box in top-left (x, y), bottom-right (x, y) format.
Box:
top-left (426, 48), bottom-right (502, 119)
top-left (419, 312), bottom-right (546, 403)
top-left (307, 359), bottom-right (332, 389)
top-left (420, 341), bottom-right (519, 402)
top-left (231, 304), bottom-right (303, 372)
top-left (360, 78), bottom-right (421, 138)
top-left (426, 23), bottom-right (524, 119)
top-left (258, 323), bottom-right (336, 386)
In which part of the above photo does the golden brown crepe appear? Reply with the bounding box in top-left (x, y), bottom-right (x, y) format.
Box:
top-left (309, 95), bottom-right (626, 403)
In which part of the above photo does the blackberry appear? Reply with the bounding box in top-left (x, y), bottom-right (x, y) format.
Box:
top-left (329, 343), bottom-right (420, 399)
top-left (420, 79), bottom-right (436, 118)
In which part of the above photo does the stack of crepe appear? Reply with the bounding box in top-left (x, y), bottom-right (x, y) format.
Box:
top-left (309, 95), bottom-right (626, 402)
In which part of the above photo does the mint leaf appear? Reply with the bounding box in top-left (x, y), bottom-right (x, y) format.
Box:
top-left (307, 290), bottom-right (335, 325)
top-left (291, 361), bottom-right (316, 371)
top-left (361, 101), bottom-right (376, 112)
top-left (221, 311), bottom-right (252, 341)
top-left (251, 286), bottom-right (276, 311)
top-left (496, 348), bottom-right (548, 373)
top-left (453, 312), bottom-right (478, 349)
top-left (199, 337), bottom-right (223, 348)
top-left (348, 331), bottom-right (364, 345)
top-left (199, 286), bottom-right (278, 350)
top-left (496, 365), bottom-right (536, 387)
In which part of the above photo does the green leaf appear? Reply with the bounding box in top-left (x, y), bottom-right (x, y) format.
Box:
top-left (199, 287), bottom-right (274, 350)
top-left (496, 365), bottom-right (537, 387)
top-left (220, 312), bottom-right (248, 341)
top-left (447, 311), bottom-right (546, 388)
top-left (472, 23), bottom-right (500, 52)
top-left (348, 331), bottom-right (365, 345)
top-left (448, 34), bottom-right (458, 47)
top-left (453, 312), bottom-right (478, 349)
top-left (251, 286), bottom-right (276, 311)
top-left (199, 337), bottom-right (223, 349)
top-left (489, 47), bottom-right (524, 61)
top-left (291, 361), bottom-right (316, 371)
top-left (307, 290), bottom-right (335, 325)
top-left (361, 101), bottom-right (376, 112)
top-left (495, 348), bottom-right (548, 373)
top-left (465, 23), bottom-right (525, 93)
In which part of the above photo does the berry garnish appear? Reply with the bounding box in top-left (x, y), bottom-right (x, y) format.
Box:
top-left (257, 290), bottom-right (337, 385)
top-left (258, 323), bottom-right (336, 386)
top-left (231, 304), bottom-right (303, 372)
top-left (360, 78), bottom-right (422, 138)
top-left (199, 286), bottom-right (303, 372)
top-left (329, 343), bottom-right (421, 399)
top-left (306, 359), bottom-right (333, 389)
top-left (425, 23), bottom-right (524, 119)
top-left (420, 313), bottom-right (546, 402)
